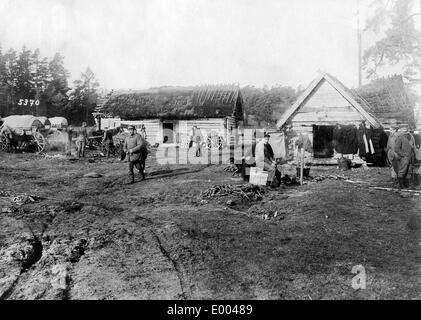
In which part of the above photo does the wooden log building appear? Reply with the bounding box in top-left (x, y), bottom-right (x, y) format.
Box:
top-left (276, 72), bottom-right (383, 163)
top-left (96, 85), bottom-right (244, 146)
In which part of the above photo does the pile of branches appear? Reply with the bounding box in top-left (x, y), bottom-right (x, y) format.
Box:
top-left (201, 183), bottom-right (265, 201)
top-left (223, 164), bottom-right (238, 172)
top-left (311, 174), bottom-right (349, 182)
top-left (223, 164), bottom-right (241, 177)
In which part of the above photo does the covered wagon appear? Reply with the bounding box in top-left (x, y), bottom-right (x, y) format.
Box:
top-left (36, 116), bottom-right (51, 129)
top-left (49, 117), bottom-right (68, 129)
top-left (0, 115), bottom-right (48, 153)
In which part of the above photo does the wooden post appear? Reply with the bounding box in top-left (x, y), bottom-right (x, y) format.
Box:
top-left (300, 147), bottom-right (304, 185)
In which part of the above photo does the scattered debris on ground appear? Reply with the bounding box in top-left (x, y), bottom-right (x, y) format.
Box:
top-left (0, 191), bottom-right (42, 206)
top-left (223, 164), bottom-right (241, 177)
top-left (308, 174), bottom-right (349, 182)
top-left (223, 164), bottom-right (238, 172)
top-left (1, 151), bottom-right (420, 300)
top-left (247, 201), bottom-right (293, 221)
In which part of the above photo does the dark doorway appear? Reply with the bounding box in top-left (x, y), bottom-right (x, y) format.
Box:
top-left (313, 125), bottom-right (334, 158)
top-left (162, 122), bottom-right (174, 143)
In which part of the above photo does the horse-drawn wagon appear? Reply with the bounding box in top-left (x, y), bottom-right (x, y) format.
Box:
top-left (0, 115), bottom-right (49, 153)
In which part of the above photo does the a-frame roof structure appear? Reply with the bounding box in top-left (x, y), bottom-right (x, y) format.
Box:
top-left (276, 72), bottom-right (382, 129)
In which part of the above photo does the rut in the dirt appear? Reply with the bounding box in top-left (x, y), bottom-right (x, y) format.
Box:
top-left (149, 230), bottom-right (192, 299)
top-left (0, 234), bottom-right (44, 300)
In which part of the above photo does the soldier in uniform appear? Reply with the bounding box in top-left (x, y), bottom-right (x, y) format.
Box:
top-left (394, 124), bottom-right (415, 188)
top-left (386, 124), bottom-right (400, 183)
top-left (124, 125), bottom-right (148, 184)
top-left (102, 126), bottom-right (114, 158)
top-left (76, 122), bottom-right (88, 158)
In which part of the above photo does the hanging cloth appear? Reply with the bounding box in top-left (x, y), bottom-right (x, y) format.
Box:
top-left (362, 134), bottom-right (375, 154)
top-left (358, 123), bottom-right (375, 156)
top-left (333, 125), bottom-right (358, 154)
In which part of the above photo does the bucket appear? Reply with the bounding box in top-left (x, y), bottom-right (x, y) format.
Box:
top-left (338, 157), bottom-right (351, 170)
top-left (296, 167), bottom-right (310, 177)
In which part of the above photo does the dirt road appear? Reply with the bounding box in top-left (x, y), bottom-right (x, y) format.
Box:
top-left (0, 149), bottom-right (420, 299)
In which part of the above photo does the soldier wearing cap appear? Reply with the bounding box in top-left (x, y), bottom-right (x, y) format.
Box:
top-left (123, 125), bottom-right (148, 184)
top-left (386, 123), bottom-right (400, 182)
top-left (394, 124), bottom-right (415, 188)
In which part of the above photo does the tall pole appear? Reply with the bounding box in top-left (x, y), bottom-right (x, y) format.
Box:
top-left (357, 0), bottom-right (362, 88)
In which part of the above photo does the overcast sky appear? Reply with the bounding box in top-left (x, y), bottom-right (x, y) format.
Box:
top-left (1, 0), bottom-right (382, 90)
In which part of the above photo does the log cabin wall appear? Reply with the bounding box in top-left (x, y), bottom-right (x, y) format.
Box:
top-left (119, 119), bottom-right (162, 145)
top-left (178, 118), bottom-right (228, 145)
top-left (292, 79), bottom-right (366, 127)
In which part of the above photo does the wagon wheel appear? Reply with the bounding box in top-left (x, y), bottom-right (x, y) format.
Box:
top-left (33, 132), bottom-right (46, 153)
top-left (0, 133), bottom-right (9, 152)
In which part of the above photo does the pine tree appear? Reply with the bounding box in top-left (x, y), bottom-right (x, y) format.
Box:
top-left (0, 45), bottom-right (7, 116)
top-left (363, 0), bottom-right (421, 80)
top-left (2, 49), bottom-right (18, 114)
top-left (66, 67), bottom-right (100, 125)
top-left (44, 52), bottom-right (70, 117)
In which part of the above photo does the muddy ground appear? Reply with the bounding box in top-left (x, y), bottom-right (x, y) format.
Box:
top-left (0, 148), bottom-right (420, 300)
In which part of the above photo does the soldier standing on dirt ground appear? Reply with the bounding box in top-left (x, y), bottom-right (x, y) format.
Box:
top-left (140, 124), bottom-right (147, 140)
top-left (76, 122), bottom-right (88, 158)
top-left (65, 125), bottom-right (74, 156)
top-left (102, 126), bottom-right (114, 158)
top-left (386, 123), bottom-right (400, 184)
top-left (394, 124), bottom-right (415, 188)
top-left (124, 125), bottom-right (148, 184)
top-left (190, 125), bottom-right (202, 157)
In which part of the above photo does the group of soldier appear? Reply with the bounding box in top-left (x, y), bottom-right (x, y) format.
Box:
top-left (64, 123), bottom-right (148, 184)
top-left (386, 124), bottom-right (419, 188)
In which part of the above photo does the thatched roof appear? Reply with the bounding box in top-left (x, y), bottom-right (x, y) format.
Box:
top-left (101, 85), bottom-right (243, 120)
top-left (353, 75), bottom-right (415, 126)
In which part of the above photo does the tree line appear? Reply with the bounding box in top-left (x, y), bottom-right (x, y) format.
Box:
top-left (0, 44), bottom-right (300, 127)
top-left (241, 85), bottom-right (301, 127)
top-left (0, 44), bottom-right (100, 125)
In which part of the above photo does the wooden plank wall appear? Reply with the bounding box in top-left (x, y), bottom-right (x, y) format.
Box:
top-left (120, 119), bottom-right (162, 144)
top-left (103, 117), bottom-right (235, 146)
top-left (178, 118), bottom-right (227, 145)
top-left (293, 79), bottom-right (365, 125)
top-left (287, 79), bottom-right (371, 162)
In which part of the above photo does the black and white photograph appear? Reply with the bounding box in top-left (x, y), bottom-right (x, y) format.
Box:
top-left (0, 0), bottom-right (420, 304)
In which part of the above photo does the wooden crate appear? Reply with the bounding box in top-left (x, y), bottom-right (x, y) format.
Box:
top-left (249, 167), bottom-right (268, 185)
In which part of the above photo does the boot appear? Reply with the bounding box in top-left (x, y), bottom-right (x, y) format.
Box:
top-left (415, 174), bottom-right (421, 186)
top-left (398, 178), bottom-right (404, 189)
top-left (128, 176), bottom-right (135, 184)
top-left (139, 170), bottom-right (146, 181)
top-left (404, 178), bottom-right (410, 188)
